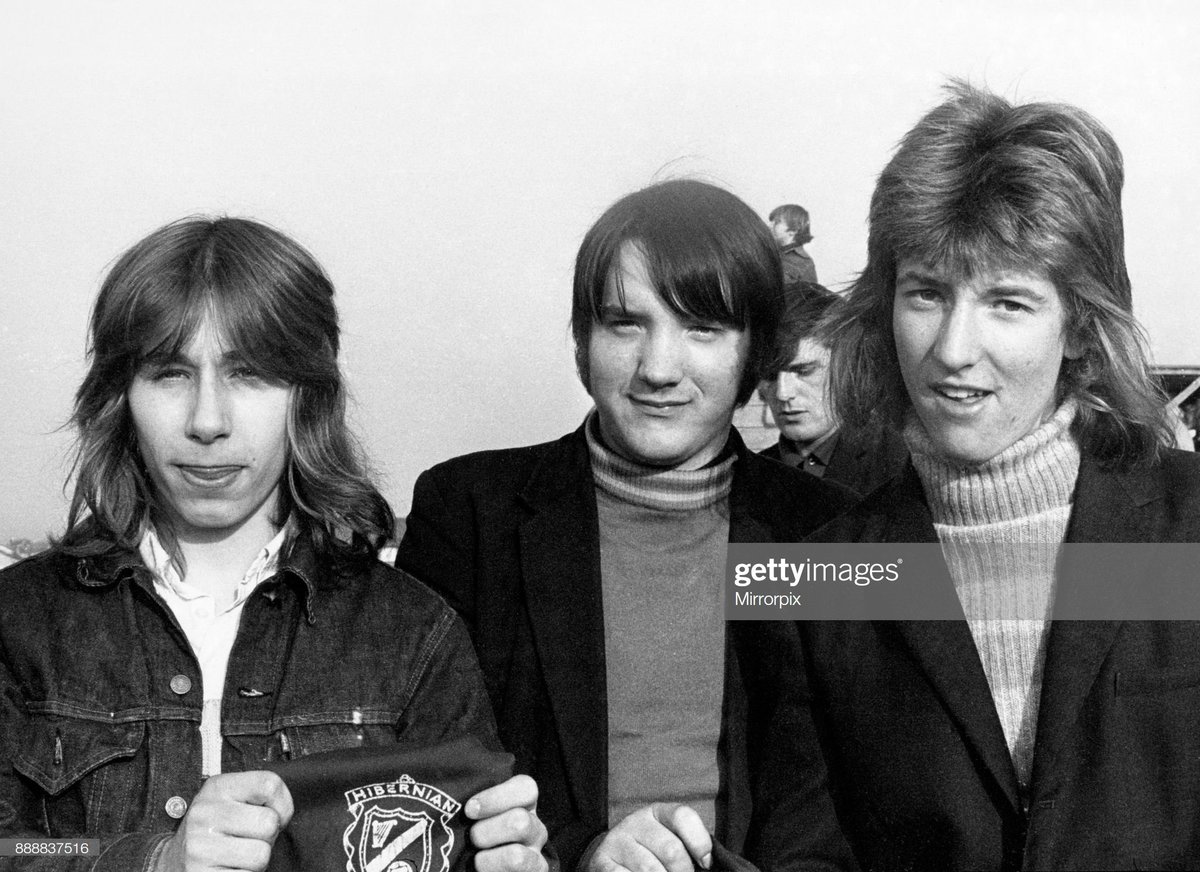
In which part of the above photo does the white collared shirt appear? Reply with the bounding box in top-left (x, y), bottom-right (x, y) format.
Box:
top-left (139, 525), bottom-right (289, 776)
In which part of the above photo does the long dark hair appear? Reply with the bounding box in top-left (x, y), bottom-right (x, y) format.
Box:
top-left (60, 217), bottom-right (393, 569)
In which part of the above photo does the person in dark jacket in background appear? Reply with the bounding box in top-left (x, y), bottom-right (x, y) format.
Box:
top-left (768, 203), bottom-right (818, 287)
top-left (790, 81), bottom-right (1200, 870)
top-left (0, 218), bottom-right (546, 872)
top-left (758, 281), bottom-right (907, 497)
top-left (397, 180), bottom-right (852, 872)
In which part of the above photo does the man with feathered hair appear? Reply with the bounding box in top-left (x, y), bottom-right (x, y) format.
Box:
top-left (0, 218), bottom-right (547, 872)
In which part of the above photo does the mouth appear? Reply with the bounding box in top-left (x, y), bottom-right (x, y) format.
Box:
top-left (930, 384), bottom-right (992, 404)
top-left (630, 397), bottom-right (688, 412)
top-left (176, 465), bottom-right (242, 488)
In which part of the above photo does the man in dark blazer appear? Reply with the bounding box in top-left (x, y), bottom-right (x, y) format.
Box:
top-left (793, 81), bottom-right (1200, 870)
top-left (758, 283), bottom-right (907, 498)
top-left (786, 457), bottom-right (1200, 870)
top-left (397, 181), bottom-right (851, 872)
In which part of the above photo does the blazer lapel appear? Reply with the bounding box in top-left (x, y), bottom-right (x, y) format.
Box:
top-left (1032, 458), bottom-right (1161, 781)
top-left (883, 470), bottom-right (1025, 812)
top-left (516, 428), bottom-right (608, 826)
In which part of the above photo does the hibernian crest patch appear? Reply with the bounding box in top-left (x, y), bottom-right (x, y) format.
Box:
top-left (342, 774), bottom-right (461, 872)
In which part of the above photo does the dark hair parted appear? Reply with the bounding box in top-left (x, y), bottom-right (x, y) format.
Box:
top-left (826, 80), bottom-right (1170, 468)
top-left (768, 282), bottom-right (842, 374)
top-left (768, 204), bottom-right (813, 245)
top-left (572, 179), bottom-right (784, 405)
top-left (60, 217), bottom-right (393, 569)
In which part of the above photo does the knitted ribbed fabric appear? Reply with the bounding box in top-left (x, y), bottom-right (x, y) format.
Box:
top-left (905, 399), bottom-right (1081, 792)
top-left (587, 413), bottom-right (735, 511)
top-left (585, 413), bottom-right (730, 831)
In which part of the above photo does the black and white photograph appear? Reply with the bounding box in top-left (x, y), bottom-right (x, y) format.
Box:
top-left (2, 2), bottom-right (1199, 870)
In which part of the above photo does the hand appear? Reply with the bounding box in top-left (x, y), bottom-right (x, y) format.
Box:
top-left (464, 774), bottom-right (549, 872)
top-left (156, 771), bottom-right (294, 872)
top-left (586, 804), bottom-right (711, 872)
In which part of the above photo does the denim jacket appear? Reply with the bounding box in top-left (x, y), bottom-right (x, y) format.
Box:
top-left (0, 536), bottom-right (500, 871)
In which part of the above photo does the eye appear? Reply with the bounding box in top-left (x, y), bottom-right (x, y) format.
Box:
top-left (996, 299), bottom-right (1032, 314)
top-left (142, 364), bottom-right (189, 382)
top-left (687, 322), bottom-right (726, 339)
top-left (607, 317), bottom-right (638, 332)
top-left (902, 288), bottom-right (942, 306)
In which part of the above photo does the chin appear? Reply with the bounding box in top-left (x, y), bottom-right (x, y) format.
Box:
top-left (933, 440), bottom-right (999, 466)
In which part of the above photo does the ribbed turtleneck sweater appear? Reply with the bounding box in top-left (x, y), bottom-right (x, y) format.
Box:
top-left (906, 400), bottom-right (1081, 794)
top-left (586, 414), bottom-right (732, 832)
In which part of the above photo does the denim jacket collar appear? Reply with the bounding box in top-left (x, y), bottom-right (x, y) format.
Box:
top-left (75, 534), bottom-right (326, 624)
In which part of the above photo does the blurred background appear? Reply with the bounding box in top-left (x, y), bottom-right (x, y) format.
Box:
top-left (2, 0), bottom-right (1197, 545)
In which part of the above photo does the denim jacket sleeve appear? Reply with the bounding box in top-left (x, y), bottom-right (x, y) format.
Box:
top-left (393, 601), bottom-right (503, 751)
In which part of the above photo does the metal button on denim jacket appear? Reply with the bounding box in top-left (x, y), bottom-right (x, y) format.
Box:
top-left (0, 538), bottom-right (500, 871)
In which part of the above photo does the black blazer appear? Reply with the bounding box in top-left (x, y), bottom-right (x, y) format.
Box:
top-left (789, 450), bottom-right (1200, 871)
top-left (758, 425), bottom-right (908, 499)
top-left (395, 425), bottom-right (852, 870)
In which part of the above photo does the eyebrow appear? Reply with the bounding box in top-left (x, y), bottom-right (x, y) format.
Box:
top-left (140, 348), bottom-right (248, 367)
top-left (895, 269), bottom-right (949, 288)
top-left (985, 282), bottom-right (1052, 303)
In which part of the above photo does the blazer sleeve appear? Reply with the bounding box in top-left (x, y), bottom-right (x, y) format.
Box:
top-left (735, 622), bottom-right (859, 872)
top-left (396, 465), bottom-right (481, 631)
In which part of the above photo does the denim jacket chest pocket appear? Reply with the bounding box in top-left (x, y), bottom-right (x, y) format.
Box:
top-left (13, 713), bottom-right (146, 836)
top-left (224, 708), bottom-right (403, 768)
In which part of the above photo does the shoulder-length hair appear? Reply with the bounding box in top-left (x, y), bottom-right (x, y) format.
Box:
top-left (572, 179), bottom-right (783, 405)
top-left (825, 80), bottom-right (1170, 468)
top-left (59, 217), bottom-right (393, 570)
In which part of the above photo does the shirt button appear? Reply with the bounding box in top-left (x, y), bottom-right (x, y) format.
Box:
top-left (169, 674), bottom-right (192, 695)
top-left (164, 796), bottom-right (188, 819)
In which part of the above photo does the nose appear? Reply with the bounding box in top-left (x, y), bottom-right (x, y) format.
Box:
top-left (930, 302), bottom-right (981, 371)
top-left (773, 371), bottom-right (799, 403)
top-left (186, 374), bottom-right (231, 443)
top-left (635, 328), bottom-right (684, 388)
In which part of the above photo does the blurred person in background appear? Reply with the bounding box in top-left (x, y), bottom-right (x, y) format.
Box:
top-left (768, 203), bottom-right (818, 287)
top-left (758, 281), bottom-right (907, 496)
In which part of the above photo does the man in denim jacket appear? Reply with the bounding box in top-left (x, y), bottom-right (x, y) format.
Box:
top-left (0, 218), bottom-right (547, 872)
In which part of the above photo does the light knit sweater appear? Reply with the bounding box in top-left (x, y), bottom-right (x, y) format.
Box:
top-left (906, 400), bottom-right (1081, 793)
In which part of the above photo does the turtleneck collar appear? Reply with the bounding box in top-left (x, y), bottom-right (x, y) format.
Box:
top-left (584, 412), bottom-right (736, 512)
top-left (905, 398), bottom-right (1082, 527)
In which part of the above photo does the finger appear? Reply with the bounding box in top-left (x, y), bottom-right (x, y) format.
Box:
top-left (469, 806), bottom-right (547, 850)
top-left (465, 774), bottom-right (539, 820)
top-left (213, 803), bottom-right (288, 842)
top-left (181, 830), bottom-right (273, 872)
top-left (651, 804), bottom-right (712, 871)
top-left (608, 839), bottom-right (672, 872)
top-left (243, 771), bottom-right (294, 828)
top-left (473, 842), bottom-right (549, 872)
top-left (211, 834), bottom-right (273, 872)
